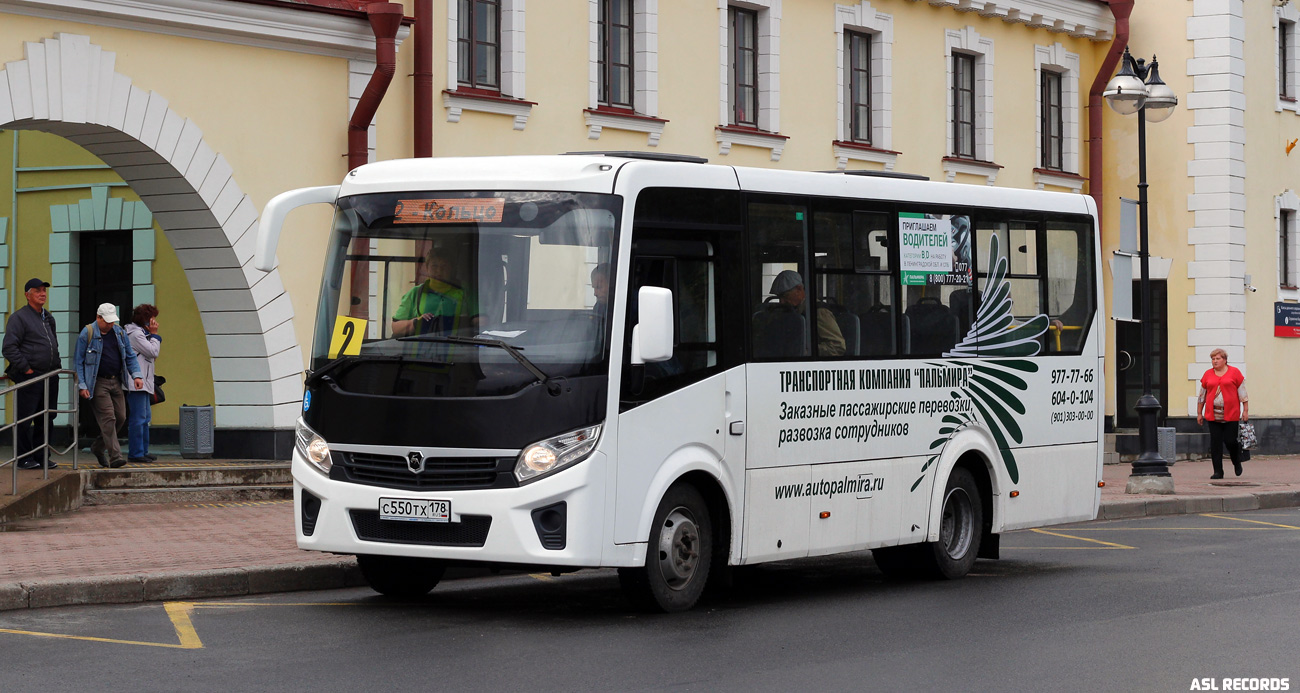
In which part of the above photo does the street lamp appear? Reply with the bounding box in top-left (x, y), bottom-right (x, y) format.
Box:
top-left (1104, 48), bottom-right (1177, 494)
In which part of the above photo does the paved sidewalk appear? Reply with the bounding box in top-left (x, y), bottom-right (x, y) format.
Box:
top-left (0, 454), bottom-right (1296, 612)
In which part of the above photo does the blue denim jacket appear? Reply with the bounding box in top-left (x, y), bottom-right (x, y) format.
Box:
top-left (74, 323), bottom-right (142, 393)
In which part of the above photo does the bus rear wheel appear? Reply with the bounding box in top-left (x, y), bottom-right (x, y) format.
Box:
top-left (357, 554), bottom-right (446, 599)
top-left (918, 467), bottom-right (983, 579)
top-left (619, 484), bottom-right (713, 613)
top-left (871, 468), bottom-right (983, 581)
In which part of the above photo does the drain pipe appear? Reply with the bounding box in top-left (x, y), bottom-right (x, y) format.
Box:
top-left (1088, 0), bottom-right (1133, 229)
top-left (414, 0), bottom-right (433, 158)
top-left (348, 2), bottom-right (405, 172)
top-left (346, 2), bottom-right (404, 319)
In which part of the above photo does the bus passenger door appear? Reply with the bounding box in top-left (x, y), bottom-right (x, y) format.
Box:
top-left (613, 232), bottom-right (740, 546)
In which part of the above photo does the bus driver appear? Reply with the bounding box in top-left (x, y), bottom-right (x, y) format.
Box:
top-left (770, 270), bottom-right (846, 357)
top-left (391, 249), bottom-right (477, 337)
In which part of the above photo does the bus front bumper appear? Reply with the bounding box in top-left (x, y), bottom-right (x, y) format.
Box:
top-left (291, 449), bottom-right (608, 567)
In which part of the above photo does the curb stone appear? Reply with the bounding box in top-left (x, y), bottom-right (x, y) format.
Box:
top-left (0, 559), bottom-right (358, 612)
top-left (26, 574), bottom-right (144, 609)
top-left (0, 582), bottom-right (29, 610)
top-left (143, 568), bottom-right (250, 602)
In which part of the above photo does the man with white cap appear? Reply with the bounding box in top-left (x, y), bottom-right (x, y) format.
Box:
top-left (770, 270), bottom-right (846, 357)
top-left (73, 303), bottom-right (143, 468)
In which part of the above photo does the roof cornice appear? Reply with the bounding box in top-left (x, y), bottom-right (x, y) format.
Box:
top-left (908, 0), bottom-right (1114, 41)
top-left (0, 0), bottom-right (410, 60)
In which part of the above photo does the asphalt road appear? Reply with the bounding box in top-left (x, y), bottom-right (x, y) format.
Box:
top-left (2, 507), bottom-right (1298, 692)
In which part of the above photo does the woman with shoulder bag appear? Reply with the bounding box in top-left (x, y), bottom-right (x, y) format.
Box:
top-left (124, 304), bottom-right (162, 464)
top-left (1197, 348), bottom-right (1248, 479)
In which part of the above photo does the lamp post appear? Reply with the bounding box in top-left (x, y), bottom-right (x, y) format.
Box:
top-left (1104, 48), bottom-right (1178, 494)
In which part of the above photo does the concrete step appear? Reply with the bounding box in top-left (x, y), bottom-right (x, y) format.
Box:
top-left (85, 464), bottom-right (291, 490)
top-left (82, 484), bottom-right (293, 506)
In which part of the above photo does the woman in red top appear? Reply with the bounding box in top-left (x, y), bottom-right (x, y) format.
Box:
top-left (1197, 348), bottom-right (1249, 479)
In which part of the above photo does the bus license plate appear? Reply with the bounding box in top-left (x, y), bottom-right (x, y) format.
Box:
top-left (379, 498), bottom-right (450, 523)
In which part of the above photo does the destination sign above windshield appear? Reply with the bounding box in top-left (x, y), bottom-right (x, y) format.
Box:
top-left (394, 198), bottom-right (505, 224)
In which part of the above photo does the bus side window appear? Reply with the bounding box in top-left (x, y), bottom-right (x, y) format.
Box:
top-left (975, 219), bottom-right (1044, 352)
top-left (749, 201), bottom-right (810, 359)
top-left (813, 209), bottom-right (895, 358)
top-left (1045, 221), bottom-right (1096, 353)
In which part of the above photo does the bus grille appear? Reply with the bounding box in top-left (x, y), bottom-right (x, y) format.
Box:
top-left (349, 510), bottom-right (491, 547)
top-left (334, 452), bottom-right (512, 491)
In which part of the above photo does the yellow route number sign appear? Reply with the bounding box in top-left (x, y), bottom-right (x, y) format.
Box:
top-left (329, 316), bottom-right (368, 358)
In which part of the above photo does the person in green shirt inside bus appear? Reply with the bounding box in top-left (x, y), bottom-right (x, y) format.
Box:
top-left (391, 249), bottom-right (478, 337)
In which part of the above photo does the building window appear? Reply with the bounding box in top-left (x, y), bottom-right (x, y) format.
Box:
top-left (730, 7), bottom-right (758, 128)
top-left (953, 53), bottom-right (976, 159)
top-left (1279, 6), bottom-right (1299, 111)
top-left (1041, 69), bottom-right (1063, 170)
top-left (1283, 22), bottom-right (1292, 99)
top-left (600, 0), bottom-right (634, 109)
top-left (1283, 208), bottom-right (1296, 288)
top-left (458, 0), bottom-right (501, 91)
top-left (847, 31), bottom-right (872, 144)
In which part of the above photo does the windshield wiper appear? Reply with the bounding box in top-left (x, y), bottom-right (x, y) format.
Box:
top-left (305, 355), bottom-right (361, 386)
top-left (305, 354), bottom-right (428, 386)
top-left (396, 334), bottom-right (563, 396)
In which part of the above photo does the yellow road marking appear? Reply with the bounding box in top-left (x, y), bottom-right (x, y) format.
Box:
top-left (195, 602), bottom-right (359, 608)
top-left (1200, 513), bottom-right (1300, 530)
top-left (1004, 546), bottom-right (1132, 550)
top-left (0, 601), bottom-right (203, 649)
top-left (1029, 528), bottom-right (1135, 549)
top-left (527, 573), bottom-right (554, 582)
top-left (1049, 527), bottom-right (1288, 531)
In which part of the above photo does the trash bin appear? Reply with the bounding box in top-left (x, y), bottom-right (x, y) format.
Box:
top-left (179, 404), bottom-right (215, 458)
top-left (1157, 426), bottom-right (1176, 465)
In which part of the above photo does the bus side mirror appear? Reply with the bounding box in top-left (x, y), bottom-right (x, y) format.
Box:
top-left (631, 286), bottom-right (674, 364)
top-left (254, 185), bottom-right (340, 272)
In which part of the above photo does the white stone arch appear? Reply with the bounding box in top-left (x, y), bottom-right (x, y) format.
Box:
top-left (0, 33), bottom-right (302, 443)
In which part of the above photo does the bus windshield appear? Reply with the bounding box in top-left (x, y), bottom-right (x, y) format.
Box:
top-left (312, 191), bottom-right (620, 397)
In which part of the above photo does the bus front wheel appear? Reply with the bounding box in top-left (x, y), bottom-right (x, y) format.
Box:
top-left (619, 484), bottom-right (713, 613)
top-left (357, 554), bottom-right (446, 599)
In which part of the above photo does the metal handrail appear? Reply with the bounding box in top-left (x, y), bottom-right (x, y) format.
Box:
top-left (0, 368), bottom-right (80, 495)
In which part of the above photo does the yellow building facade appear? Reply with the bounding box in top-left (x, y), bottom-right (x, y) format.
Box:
top-left (3, 0), bottom-right (1291, 458)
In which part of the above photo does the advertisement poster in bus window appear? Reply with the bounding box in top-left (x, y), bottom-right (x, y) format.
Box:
top-left (898, 213), bottom-right (972, 286)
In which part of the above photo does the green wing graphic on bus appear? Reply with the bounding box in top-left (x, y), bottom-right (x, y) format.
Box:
top-left (912, 232), bottom-right (1049, 491)
top-left (947, 232), bottom-right (1049, 359)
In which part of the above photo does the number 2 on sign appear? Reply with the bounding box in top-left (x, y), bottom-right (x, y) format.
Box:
top-left (329, 316), bottom-right (368, 358)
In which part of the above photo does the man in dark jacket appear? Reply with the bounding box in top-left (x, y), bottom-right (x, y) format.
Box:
top-left (2, 278), bottom-right (61, 470)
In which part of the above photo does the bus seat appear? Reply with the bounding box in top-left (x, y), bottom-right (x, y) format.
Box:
top-left (752, 300), bottom-right (808, 359)
top-left (857, 305), bottom-right (895, 356)
top-left (820, 299), bottom-right (860, 356)
top-left (906, 297), bottom-right (960, 354)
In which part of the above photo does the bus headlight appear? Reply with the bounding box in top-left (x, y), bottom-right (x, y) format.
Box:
top-left (515, 423), bottom-right (602, 484)
top-left (295, 418), bottom-right (333, 476)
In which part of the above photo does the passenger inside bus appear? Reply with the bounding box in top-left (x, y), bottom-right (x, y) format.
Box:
top-left (590, 262), bottom-right (610, 317)
top-left (755, 270), bottom-right (846, 357)
top-left (390, 249), bottom-right (479, 337)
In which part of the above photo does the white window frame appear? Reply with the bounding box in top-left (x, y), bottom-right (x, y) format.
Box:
top-left (1033, 42), bottom-right (1081, 191)
top-left (716, 0), bottom-right (785, 160)
top-left (1277, 4), bottom-right (1299, 113)
top-left (1277, 191), bottom-right (1300, 298)
top-left (445, 0), bottom-right (532, 129)
top-left (833, 1), bottom-right (895, 170)
top-left (586, 0), bottom-right (665, 145)
top-left (944, 27), bottom-right (994, 165)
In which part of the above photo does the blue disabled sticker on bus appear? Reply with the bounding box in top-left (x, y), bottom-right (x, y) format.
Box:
top-left (302, 391), bottom-right (311, 412)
